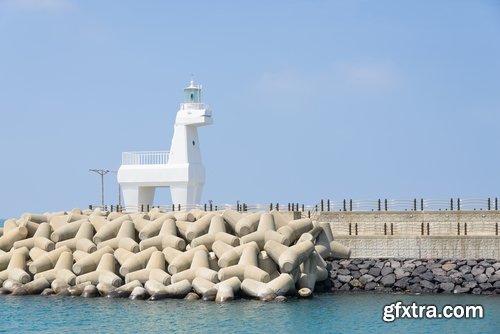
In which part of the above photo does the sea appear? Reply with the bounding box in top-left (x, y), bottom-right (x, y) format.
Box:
top-left (0, 293), bottom-right (498, 333)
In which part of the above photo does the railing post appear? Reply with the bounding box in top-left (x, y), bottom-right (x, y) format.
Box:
top-left (276, 203), bottom-right (279, 211)
top-left (178, 204), bottom-right (181, 211)
top-left (450, 198), bottom-right (453, 211)
top-left (204, 203), bottom-right (207, 211)
top-left (343, 199), bottom-right (346, 212)
top-left (390, 223), bottom-right (394, 235)
top-left (210, 202), bottom-right (213, 211)
top-left (496, 198), bottom-right (498, 211)
top-left (172, 204), bottom-right (175, 211)
top-left (413, 198), bottom-right (417, 211)
top-left (288, 203), bottom-right (291, 211)
top-left (384, 199), bottom-right (388, 211)
top-left (349, 223), bottom-right (352, 235)
top-left (320, 199), bottom-right (324, 212)
top-left (487, 198), bottom-right (491, 210)
top-left (147, 204), bottom-right (150, 212)
top-left (349, 199), bottom-right (352, 211)
top-left (308, 210), bottom-right (310, 218)
top-left (269, 203), bottom-right (273, 211)
top-left (421, 198), bottom-right (424, 211)
top-left (457, 198), bottom-right (460, 211)
top-left (327, 199), bottom-right (330, 212)
top-left (384, 223), bottom-right (387, 235)
top-left (110, 205), bottom-right (114, 212)
top-left (378, 199), bottom-right (381, 211)
top-left (301, 204), bottom-right (305, 212)
top-left (89, 205), bottom-right (92, 210)
top-left (141, 204), bottom-right (144, 212)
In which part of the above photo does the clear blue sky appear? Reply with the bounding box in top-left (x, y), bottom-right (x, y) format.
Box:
top-left (0, 0), bottom-right (499, 218)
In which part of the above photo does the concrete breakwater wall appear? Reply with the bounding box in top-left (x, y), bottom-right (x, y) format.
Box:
top-left (314, 211), bottom-right (500, 258)
top-left (328, 258), bottom-right (500, 295)
top-left (0, 208), bottom-right (350, 301)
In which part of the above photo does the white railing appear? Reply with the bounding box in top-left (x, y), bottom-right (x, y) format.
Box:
top-left (180, 102), bottom-right (207, 110)
top-left (121, 151), bottom-right (169, 165)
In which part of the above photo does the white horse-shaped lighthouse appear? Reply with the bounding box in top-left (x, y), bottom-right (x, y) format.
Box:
top-left (117, 81), bottom-right (212, 211)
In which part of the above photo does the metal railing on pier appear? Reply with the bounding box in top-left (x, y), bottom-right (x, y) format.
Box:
top-left (88, 197), bottom-right (499, 214)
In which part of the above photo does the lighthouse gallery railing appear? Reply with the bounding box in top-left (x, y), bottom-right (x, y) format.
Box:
top-left (121, 151), bottom-right (169, 165)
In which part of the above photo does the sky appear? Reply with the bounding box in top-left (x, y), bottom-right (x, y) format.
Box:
top-left (0, 0), bottom-right (499, 218)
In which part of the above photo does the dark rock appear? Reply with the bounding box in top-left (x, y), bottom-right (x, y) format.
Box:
top-left (337, 269), bottom-right (350, 275)
top-left (471, 266), bottom-right (485, 276)
top-left (394, 277), bottom-right (410, 289)
top-left (351, 259), bottom-right (363, 265)
top-left (0, 288), bottom-right (11, 295)
top-left (412, 265), bottom-right (427, 276)
top-left (332, 280), bottom-right (343, 289)
top-left (466, 260), bottom-right (477, 266)
top-left (479, 283), bottom-right (493, 290)
top-left (339, 283), bottom-right (351, 291)
top-left (453, 286), bottom-right (470, 294)
top-left (339, 260), bottom-right (351, 268)
top-left (330, 271), bottom-right (337, 279)
top-left (364, 282), bottom-right (377, 291)
top-left (458, 265), bottom-right (471, 274)
top-left (432, 268), bottom-right (446, 276)
top-left (330, 262), bottom-right (341, 270)
top-left (359, 269), bottom-right (369, 275)
top-left (357, 263), bottom-right (371, 269)
top-left (409, 276), bottom-right (421, 284)
top-left (380, 274), bottom-right (396, 287)
top-left (402, 262), bottom-right (416, 272)
top-left (493, 263), bottom-right (500, 271)
top-left (420, 280), bottom-right (435, 290)
top-left (439, 282), bottom-right (455, 293)
top-left (184, 292), bottom-right (200, 301)
top-left (338, 275), bottom-right (352, 284)
top-left (347, 264), bottom-right (359, 271)
top-left (351, 271), bottom-right (361, 279)
top-left (274, 296), bottom-right (287, 302)
top-left (409, 283), bottom-right (422, 293)
top-left (374, 261), bottom-right (385, 269)
top-left (390, 260), bottom-right (401, 269)
top-left (463, 281), bottom-right (478, 289)
top-left (381, 267), bottom-right (393, 276)
top-left (485, 267), bottom-right (495, 277)
top-left (479, 260), bottom-right (491, 268)
top-left (349, 279), bottom-right (362, 288)
top-left (374, 276), bottom-right (382, 283)
top-left (434, 275), bottom-right (451, 283)
top-left (359, 274), bottom-right (375, 285)
top-left (419, 271), bottom-right (434, 281)
top-left (475, 274), bottom-right (488, 284)
top-left (368, 267), bottom-right (381, 276)
top-left (442, 263), bottom-right (457, 271)
top-left (394, 268), bottom-right (409, 279)
top-left (471, 288), bottom-right (482, 295)
top-left (457, 260), bottom-right (467, 266)
top-left (463, 273), bottom-right (474, 282)
top-left (493, 281), bottom-right (500, 289)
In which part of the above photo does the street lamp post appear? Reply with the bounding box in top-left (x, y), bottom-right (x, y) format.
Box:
top-left (89, 169), bottom-right (111, 208)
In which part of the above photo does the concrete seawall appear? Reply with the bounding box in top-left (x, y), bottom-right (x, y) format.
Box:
top-left (313, 211), bottom-right (500, 259)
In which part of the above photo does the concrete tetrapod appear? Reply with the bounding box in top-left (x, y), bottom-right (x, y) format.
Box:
top-left (75, 253), bottom-right (122, 287)
top-left (55, 221), bottom-right (96, 253)
top-left (235, 212), bottom-right (263, 236)
top-left (13, 223), bottom-right (54, 252)
top-left (0, 226), bottom-right (28, 251)
top-left (242, 273), bottom-right (295, 300)
top-left (298, 251), bottom-right (328, 291)
top-left (12, 277), bottom-right (50, 295)
top-left (125, 250), bottom-right (171, 285)
top-left (190, 215), bottom-right (239, 251)
top-left (171, 249), bottom-right (218, 283)
top-left (165, 245), bottom-right (208, 274)
top-left (97, 220), bottom-right (139, 252)
top-left (218, 244), bottom-right (270, 283)
top-left (34, 251), bottom-right (76, 285)
top-left (107, 279), bottom-right (143, 298)
top-left (72, 246), bottom-right (114, 275)
top-left (184, 212), bottom-right (215, 242)
top-left (147, 279), bottom-right (193, 300)
top-left (0, 249), bottom-right (30, 284)
top-left (29, 246), bottom-right (71, 275)
top-left (221, 210), bottom-right (243, 233)
top-left (138, 214), bottom-right (174, 240)
top-left (139, 218), bottom-right (186, 251)
top-left (264, 239), bottom-right (315, 273)
top-left (50, 218), bottom-right (87, 243)
top-left (240, 213), bottom-right (277, 250)
top-left (93, 215), bottom-right (131, 244)
top-left (119, 247), bottom-right (158, 276)
top-left (276, 218), bottom-right (313, 245)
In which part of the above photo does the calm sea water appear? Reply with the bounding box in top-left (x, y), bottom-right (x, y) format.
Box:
top-left (0, 293), bottom-right (498, 333)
